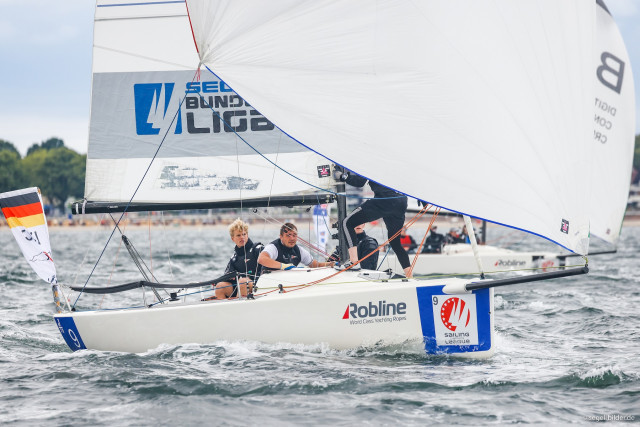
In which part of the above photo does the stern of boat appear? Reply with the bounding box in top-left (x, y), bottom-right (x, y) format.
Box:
top-left (415, 284), bottom-right (494, 358)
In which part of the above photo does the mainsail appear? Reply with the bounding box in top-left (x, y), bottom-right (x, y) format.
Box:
top-left (0, 187), bottom-right (57, 284)
top-left (185, 0), bottom-right (594, 255)
top-left (591, 0), bottom-right (636, 245)
top-left (86, 0), bottom-right (334, 205)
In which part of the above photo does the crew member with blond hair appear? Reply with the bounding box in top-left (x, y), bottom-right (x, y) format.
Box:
top-left (214, 218), bottom-right (263, 299)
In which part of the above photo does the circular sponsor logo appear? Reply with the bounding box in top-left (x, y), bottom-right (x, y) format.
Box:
top-left (541, 260), bottom-right (555, 272)
top-left (440, 297), bottom-right (471, 331)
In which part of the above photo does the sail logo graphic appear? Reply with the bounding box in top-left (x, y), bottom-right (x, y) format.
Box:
top-left (597, 52), bottom-right (625, 94)
top-left (317, 165), bottom-right (331, 178)
top-left (540, 259), bottom-right (555, 272)
top-left (560, 219), bottom-right (569, 234)
top-left (432, 294), bottom-right (479, 346)
top-left (440, 297), bottom-right (471, 331)
top-left (134, 83), bottom-right (183, 135)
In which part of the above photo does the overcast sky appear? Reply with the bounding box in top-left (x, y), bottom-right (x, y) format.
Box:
top-left (0, 0), bottom-right (638, 156)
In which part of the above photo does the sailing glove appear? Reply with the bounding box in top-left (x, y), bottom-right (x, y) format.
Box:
top-left (280, 263), bottom-right (295, 270)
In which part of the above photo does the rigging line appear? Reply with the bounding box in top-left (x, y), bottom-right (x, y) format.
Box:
top-left (160, 211), bottom-right (175, 280)
top-left (148, 212), bottom-right (153, 277)
top-left (409, 207), bottom-right (440, 277)
top-left (232, 111), bottom-right (252, 279)
top-left (250, 208), bottom-right (330, 257)
top-left (315, 193), bottom-right (334, 256)
top-left (284, 204), bottom-right (431, 293)
top-left (267, 131), bottom-right (284, 210)
top-left (194, 73), bottom-right (403, 202)
top-left (72, 73), bottom-right (195, 309)
top-left (109, 214), bottom-right (166, 293)
top-left (63, 212), bottom-right (108, 311)
top-left (100, 215), bottom-right (127, 310)
top-left (376, 249), bottom-right (389, 271)
top-left (233, 103), bottom-right (245, 226)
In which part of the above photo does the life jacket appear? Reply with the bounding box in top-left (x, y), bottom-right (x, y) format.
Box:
top-left (357, 232), bottom-right (379, 270)
top-left (422, 232), bottom-right (444, 253)
top-left (269, 238), bottom-right (302, 268)
top-left (225, 239), bottom-right (263, 280)
top-left (400, 235), bottom-right (413, 249)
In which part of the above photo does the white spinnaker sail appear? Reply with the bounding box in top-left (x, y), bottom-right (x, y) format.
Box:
top-left (591, 0), bottom-right (635, 245)
top-left (0, 188), bottom-right (57, 284)
top-left (186, 0), bottom-right (594, 254)
top-left (86, 0), bottom-right (334, 204)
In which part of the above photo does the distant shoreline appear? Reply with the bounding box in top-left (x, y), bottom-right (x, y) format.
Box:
top-left (2, 212), bottom-right (640, 229)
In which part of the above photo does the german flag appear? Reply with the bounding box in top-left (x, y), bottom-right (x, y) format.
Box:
top-left (0, 189), bottom-right (45, 229)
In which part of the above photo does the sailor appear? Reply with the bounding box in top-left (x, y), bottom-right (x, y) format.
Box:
top-left (327, 223), bottom-right (380, 270)
top-left (422, 225), bottom-right (445, 253)
top-left (399, 229), bottom-right (417, 253)
top-left (445, 227), bottom-right (466, 244)
top-left (258, 222), bottom-right (335, 271)
top-left (336, 166), bottom-right (412, 277)
top-left (214, 218), bottom-right (264, 299)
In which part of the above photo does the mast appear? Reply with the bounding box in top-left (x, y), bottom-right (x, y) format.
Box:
top-left (335, 181), bottom-right (349, 263)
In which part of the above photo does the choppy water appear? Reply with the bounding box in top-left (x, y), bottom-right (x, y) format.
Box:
top-left (1, 221), bottom-right (639, 425)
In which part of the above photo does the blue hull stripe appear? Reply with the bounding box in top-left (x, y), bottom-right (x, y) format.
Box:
top-left (416, 286), bottom-right (492, 354)
top-left (55, 317), bottom-right (86, 351)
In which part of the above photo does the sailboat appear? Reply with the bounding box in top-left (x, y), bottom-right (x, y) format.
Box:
top-left (383, 0), bottom-right (636, 277)
top-left (2, 0), bottom-right (598, 357)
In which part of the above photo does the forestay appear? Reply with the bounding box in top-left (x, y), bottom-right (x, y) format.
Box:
top-left (590, 0), bottom-right (636, 245)
top-left (186, 0), bottom-right (594, 254)
top-left (86, 0), bottom-right (334, 205)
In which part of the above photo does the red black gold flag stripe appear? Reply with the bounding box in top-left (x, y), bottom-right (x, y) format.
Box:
top-left (0, 192), bottom-right (45, 229)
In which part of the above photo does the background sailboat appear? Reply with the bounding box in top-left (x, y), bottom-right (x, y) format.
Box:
top-left (382, 0), bottom-right (636, 276)
top-left (85, 0), bottom-right (335, 210)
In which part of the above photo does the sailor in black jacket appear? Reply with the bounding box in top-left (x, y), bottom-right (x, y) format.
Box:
top-left (338, 167), bottom-right (412, 277)
top-left (215, 219), bottom-right (264, 299)
top-left (328, 223), bottom-right (380, 270)
top-left (257, 222), bottom-right (335, 271)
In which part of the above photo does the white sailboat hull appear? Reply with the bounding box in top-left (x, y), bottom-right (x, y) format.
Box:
top-left (382, 244), bottom-right (561, 276)
top-left (54, 269), bottom-right (494, 358)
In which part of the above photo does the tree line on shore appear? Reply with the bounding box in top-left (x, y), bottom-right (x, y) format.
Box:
top-left (0, 138), bottom-right (85, 210)
top-left (1, 134), bottom-right (640, 211)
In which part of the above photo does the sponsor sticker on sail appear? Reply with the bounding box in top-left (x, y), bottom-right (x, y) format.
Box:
top-left (432, 295), bottom-right (479, 346)
top-left (0, 187), bottom-right (57, 284)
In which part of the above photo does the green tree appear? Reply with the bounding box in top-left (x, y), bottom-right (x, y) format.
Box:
top-left (0, 150), bottom-right (25, 192)
top-left (26, 137), bottom-right (65, 157)
top-left (0, 139), bottom-right (21, 158)
top-left (22, 147), bottom-right (86, 209)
